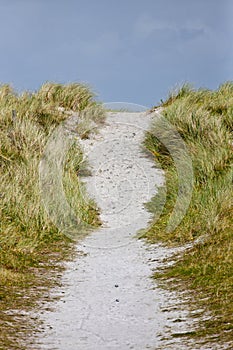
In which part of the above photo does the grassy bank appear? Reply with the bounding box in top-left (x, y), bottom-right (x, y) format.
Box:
top-left (143, 82), bottom-right (233, 343)
top-left (0, 82), bottom-right (104, 348)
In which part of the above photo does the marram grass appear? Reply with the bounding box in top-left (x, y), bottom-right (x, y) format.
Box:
top-left (144, 82), bottom-right (233, 344)
top-left (0, 82), bottom-right (104, 348)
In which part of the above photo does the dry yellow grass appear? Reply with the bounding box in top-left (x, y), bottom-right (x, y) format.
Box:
top-left (144, 82), bottom-right (233, 343)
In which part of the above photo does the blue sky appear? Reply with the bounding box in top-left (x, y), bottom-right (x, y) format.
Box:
top-left (0, 0), bottom-right (232, 106)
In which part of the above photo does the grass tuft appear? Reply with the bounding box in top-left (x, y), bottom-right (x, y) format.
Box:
top-left (0, 82), bottom-right (105, 348)
top-left (144, 82), bottom-right (233, 343)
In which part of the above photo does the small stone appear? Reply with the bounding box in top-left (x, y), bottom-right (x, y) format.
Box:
top-left (115, 284), bottom-right (119, 288)
top-left (115, 299), bottom-right (119, 302)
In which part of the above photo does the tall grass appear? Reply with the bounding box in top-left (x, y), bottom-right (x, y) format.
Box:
top-left (0, 82), bottom-right (104, 298)
top-left (144, 82), bottom-right (233, 343)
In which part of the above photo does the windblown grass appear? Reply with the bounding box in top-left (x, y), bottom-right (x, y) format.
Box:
top-left (144, 82), bottom-right (233, 343)
top-left (0, 82), bottom-right (104, 348)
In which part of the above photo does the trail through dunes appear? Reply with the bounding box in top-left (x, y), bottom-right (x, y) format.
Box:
top-left (35, 112), bottom-right (207, 350)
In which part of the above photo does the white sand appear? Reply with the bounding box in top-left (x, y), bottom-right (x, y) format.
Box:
top-left (36, 112), bottom-right (207, 350)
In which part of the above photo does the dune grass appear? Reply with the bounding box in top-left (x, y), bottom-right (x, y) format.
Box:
top-left (0, 82), bottom-right (104, 348)
top-left (143, 82), bottom-right (233, 343)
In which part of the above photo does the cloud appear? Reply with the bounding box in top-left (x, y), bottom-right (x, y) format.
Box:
top-left (133, 15), bottom-right (173, 39)
top-left (133, 14), bottom-right (208, 42)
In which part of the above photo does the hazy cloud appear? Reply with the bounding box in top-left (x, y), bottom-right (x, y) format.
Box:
top-left (133, 14), bottom-right (208, 42)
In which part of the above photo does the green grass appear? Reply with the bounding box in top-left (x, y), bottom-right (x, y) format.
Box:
top-left (143, 82), bottom-right (233, 343)
top-left (0, 82), bottom-right (105, 348)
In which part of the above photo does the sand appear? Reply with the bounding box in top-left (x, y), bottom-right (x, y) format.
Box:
top-left (36, 111), bottom-right (202, 350)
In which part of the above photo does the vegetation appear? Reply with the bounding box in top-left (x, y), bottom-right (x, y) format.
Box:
top-left (143, 82), bottom-right (233, 343)
top-left (1, 79), bottom-right (232, 347)
top-left (0, 82), bottom-right (104, 348)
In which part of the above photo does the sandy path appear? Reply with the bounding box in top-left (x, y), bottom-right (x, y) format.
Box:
top-left (36, 112), bottom-right (198, 350)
